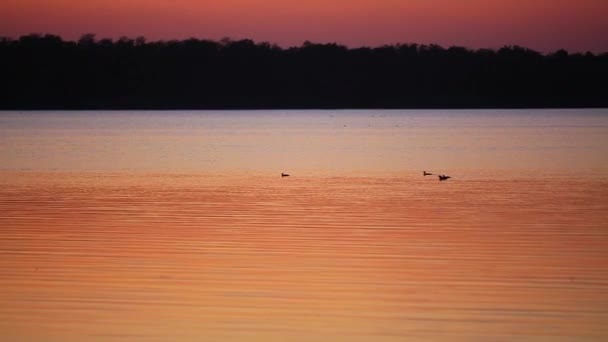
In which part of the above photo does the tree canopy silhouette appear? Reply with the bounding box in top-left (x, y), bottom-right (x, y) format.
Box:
top-left (1, 34), bottom-right (607, 109)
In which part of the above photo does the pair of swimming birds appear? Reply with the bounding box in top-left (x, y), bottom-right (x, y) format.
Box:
top-left (423, 171), bottom-right (451, 181)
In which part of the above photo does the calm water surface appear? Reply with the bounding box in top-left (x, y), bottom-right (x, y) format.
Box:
top-left (1, 110), bottom-right (607, 341)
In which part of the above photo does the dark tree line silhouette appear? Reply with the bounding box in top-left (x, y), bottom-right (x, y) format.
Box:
top-left (1, 34), bottom-right (607, 109)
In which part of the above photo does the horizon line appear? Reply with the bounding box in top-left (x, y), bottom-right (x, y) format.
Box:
top-left (3, 33), bottom-right (607, 55)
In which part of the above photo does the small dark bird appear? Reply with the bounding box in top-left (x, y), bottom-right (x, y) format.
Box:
top-left (438, 175), bottom-right (451, 181)
top-left (423, 171), bottom-right (433, 176)
top-left (281, 173), bottom-right (290, 177)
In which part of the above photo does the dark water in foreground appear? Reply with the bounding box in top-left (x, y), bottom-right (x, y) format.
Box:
top-left (1, 110), bottom-right (607, 341)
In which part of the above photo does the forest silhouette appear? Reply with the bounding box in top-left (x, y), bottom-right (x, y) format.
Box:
top-left (1, 34), bottom-right (607, 109)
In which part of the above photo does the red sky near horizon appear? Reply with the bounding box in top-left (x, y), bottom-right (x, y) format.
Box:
top-left (2, 0), bottom-right (608, 53)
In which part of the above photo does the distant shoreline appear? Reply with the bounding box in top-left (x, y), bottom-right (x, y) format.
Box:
top-left (2, 35), bottom-right (607, 109)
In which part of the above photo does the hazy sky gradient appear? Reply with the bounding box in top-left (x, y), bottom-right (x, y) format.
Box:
top-left (2, 0), bottom-right (608, 52)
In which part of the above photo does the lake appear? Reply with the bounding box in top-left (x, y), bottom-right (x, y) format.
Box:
top-left (1, 109), bottom-right (607, 341)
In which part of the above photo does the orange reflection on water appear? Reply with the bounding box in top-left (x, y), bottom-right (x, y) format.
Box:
top-left (1, 171), bottom-right (607, 341)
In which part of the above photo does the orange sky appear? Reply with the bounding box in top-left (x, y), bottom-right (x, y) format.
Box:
top-left (2, 0), bottom-right (608, 52)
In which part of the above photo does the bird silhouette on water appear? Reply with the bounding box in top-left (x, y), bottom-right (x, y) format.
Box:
top-left (281, 173), bottom-right (290, 177)
top-left (423, 171), bottom-right (451, 181)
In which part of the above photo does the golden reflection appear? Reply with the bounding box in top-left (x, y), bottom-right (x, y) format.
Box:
top-left (1, 171), bottom-right (607, 341)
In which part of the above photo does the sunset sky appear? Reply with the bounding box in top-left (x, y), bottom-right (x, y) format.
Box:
top-left (2, 0), bottom-right (608, 53)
